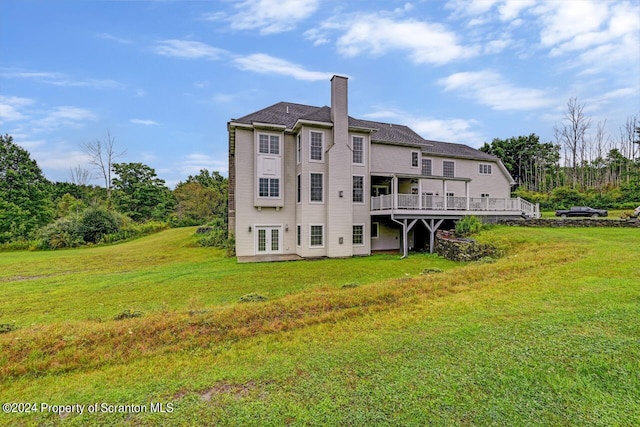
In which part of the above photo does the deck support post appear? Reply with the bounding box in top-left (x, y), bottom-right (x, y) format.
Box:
top-left (421, 218), bottom-right (444, 254)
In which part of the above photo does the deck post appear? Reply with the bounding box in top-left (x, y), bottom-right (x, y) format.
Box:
top-left (421, 218), bottom-right (444, 254)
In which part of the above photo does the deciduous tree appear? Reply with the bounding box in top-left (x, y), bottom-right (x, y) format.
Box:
top-left (0, 134), bottom-right (53, 242)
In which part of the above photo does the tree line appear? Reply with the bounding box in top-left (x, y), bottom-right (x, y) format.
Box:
top-left (481, 99), bottom-right (639, 210)
top-left (0, 133), bottom-right (228, 249)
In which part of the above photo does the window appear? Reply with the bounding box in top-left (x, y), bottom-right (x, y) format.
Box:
top-left (310, 131), bottom-right (323, 161)
top-left (259, 134), bottom-right (279, 155)
top-left (443, 160), bottom-right (455, 177)
top-left (479, 164), bottom-right (492, 174)
top-left (353, 175), bottom-right (364, 203)
top-left (296, 225), bottom-right (301, 246)
top-left (411, 151), bottom-right (419, 168)
top-left (353, 225), bottom-right (364, 245)
top-left (296, 174), bottom-right (301, 203)
top-left (371, 222), bottom-right (379, 239)
top-left (310, 225), bottom-right (323, 247)
top-left (259, 178), bottom-right (279, 198)
top-left (352, 136), bottom-right (364, 164)
top-left (310, 173), bottom-right (323, 202)
top-left (422, 158), bottom-right (432, 176)
top-left (297, 134), bottom-right (301, 164)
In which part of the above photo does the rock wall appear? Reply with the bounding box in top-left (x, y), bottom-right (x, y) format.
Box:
top-left (435, 230), bottom-right (501, 262)
top-left (499, 218), bottom-right (640, 228)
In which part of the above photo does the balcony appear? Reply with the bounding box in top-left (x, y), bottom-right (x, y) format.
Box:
top-left (371, 194), bottom-right (540, 218)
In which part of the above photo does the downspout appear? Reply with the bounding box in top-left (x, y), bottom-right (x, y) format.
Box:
top-left (390, 213), bottom-right (407, 259)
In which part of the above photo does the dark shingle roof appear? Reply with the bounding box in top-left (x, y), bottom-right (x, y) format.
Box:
top-left (231, 102), bottom-right (497, 162)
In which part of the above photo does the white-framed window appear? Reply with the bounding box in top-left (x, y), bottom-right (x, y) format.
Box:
top-left (371, 222), bottom-right (379, 239)
top-left (353, 224), bottom-right (364, 246)
top-left (353, 175), bottom-right (364, 203)
top-left (422, 158), bottom-right (432, 176)
top-left (258, 134), bottom-right (280, 155)
top-left (443, 160), bottom-right (455, 177)
top-left (352, 136), bottom-right (364, 165)
top-left (297, 134), bottom-right (301, 164)
top-left (258, 178), bottom-right (279, 198)
top-left (296, 174), bottom-right (301, 204)
top-left (310, 131), bottom-right (324, 162)
top-left (411, 151), bottom-right (419, 168)
top-left (296, 225), bottom-right (301, 247)
top-left (310, 172), bottom-right (323, 203)
top-left (310, 224), bottom-right (324, 247)
top-left (479, 163), bottom-right (492, 175)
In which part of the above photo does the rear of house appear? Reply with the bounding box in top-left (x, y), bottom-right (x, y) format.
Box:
top-left (228, 75), bottom-right (538, 261)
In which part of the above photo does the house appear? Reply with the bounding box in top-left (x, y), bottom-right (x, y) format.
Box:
top-left (228, 75), bottom-right (538, 261)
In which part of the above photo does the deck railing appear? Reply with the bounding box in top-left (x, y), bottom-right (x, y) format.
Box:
top-left (371, 194), bottom-right (540, 218)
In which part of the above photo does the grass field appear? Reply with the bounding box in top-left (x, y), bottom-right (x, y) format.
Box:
top-left (1, 226), bottom-right (638, 426)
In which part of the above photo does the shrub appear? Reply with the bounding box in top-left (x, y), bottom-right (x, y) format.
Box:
top-left (455, 216), bottom-right (484, 237)
top-left (0, 323), bottom-right (17, 334)
top-left (79, 207), bottom-right (120, 244)
top-left (35, 217), bottom-right (84, 249)
top-left (420, 268), bottom-right (444, 275)
top-left (238, 293), bottom-right (268, 303)
top-left (113, 309), bottom-right (144, 321)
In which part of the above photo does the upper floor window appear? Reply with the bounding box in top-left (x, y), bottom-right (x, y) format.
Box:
top-left (352, 136), bottom-right (364, 164)
top-left (411, 151), bottom-right (419, 168)
top-left (310, 131), bottom-right (323, 162)
top-left (297, 134), bottom-right (301, 164)
top-left (259, 178), bottom-right (279, 198)
top-left (259, 134), bottom-right (280, 155)
top-left (310, 173), bottom-right (323, 203)
top-left (422, 158), bottom-right (432, 176)
top-left (479, 164), bottom-right (492, 175)
top-left (443, 160), bottom-right (455, 177)
top-left (296, 174), bottom-right (301, 203)
top-left (353, 175), bottom-right (364, 203)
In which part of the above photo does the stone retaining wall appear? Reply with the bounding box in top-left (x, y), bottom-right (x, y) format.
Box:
top-left (435, 230), bottom-right (501, 262)
top-left (499, 218), bottom-right (640, 228)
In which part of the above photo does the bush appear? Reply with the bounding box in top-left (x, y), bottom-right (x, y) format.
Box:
top-left (35, 217), bottom-right (84, 249)
top-left (455, 216), bottom-right (484, 237)
top-left (79, 207), bottom-right (120, 244)
top-left (0, 323), bottom-right (17, 334)
top-left (101, 220), bottom-right (168, 244)
top-left (239, 293), bottom-right (268, 303)
top-left (113, 309), bottom-right (144, 321)
top-left (197, 217), bottom-right (234, 255)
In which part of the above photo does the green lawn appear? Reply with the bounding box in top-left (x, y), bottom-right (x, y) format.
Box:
top-left (1, 226), bottom-right (638, 426)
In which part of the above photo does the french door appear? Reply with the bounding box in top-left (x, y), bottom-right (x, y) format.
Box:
top-left (255, 226), bottom-right (281, 254)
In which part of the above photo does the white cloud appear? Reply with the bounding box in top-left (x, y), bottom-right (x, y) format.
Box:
top-left (178, 153), bottom-right (228, 177)
top-left (155, 40), bottom-right (228, 60)
top-left (438, 70), bottom-right (557, 111)
top-left (0, 95), bottom-right (33, 123)
top-left (34, 106), bottom-right (97, 131)
top-left (332, 14), bottom-right (477, 65)
top-left (1, 70), bottom-right (125, 90)
top-left (96, 32), bottom-right (132, 44)
top-left (233, 53), bottom-right (335, 81)
top-left (362, 109), bottom-right (486, 147)
top-left (130, 119), bottom-right (160, 126)
top-left (222, 0), bottom-right (319, 35)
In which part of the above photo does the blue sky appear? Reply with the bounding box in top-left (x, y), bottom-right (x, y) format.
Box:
top-left (1, 0), bottom-right (639, 187)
